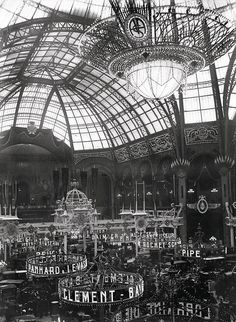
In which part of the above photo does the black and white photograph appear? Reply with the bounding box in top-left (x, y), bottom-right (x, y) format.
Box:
top-left (0, 0), bottom-right (236, 321)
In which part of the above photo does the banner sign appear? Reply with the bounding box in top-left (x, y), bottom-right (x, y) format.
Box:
top-left (26, 253), bottom-right (87, 277)
top-left (12, 235), bottom-right (62, 255)
top-left (93, 231), bottom-right (181, 249)
top-left (180, 247), bottom-right (225, 259)
top-left (16, 235), bottom-right (60, 246)
top-left (58, 271), bottom-right (144, 306)
top-left (35, 250), bottom-right (56, 256)
top-left (113, 301), bottom-right (212, 321)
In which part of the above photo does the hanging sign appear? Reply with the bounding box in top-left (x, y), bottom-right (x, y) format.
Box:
top-left (93, 231), bottom-right (181, 249)
top-left (113, 301), bottom-right (212, 321)
top-left (12, 236), bottom-right (62, 255)
top-left (16, 235), bottom-right (60, 247)
top-left (26, 253), bottom-right (87, 277)
top-left (58, 271), bottom-right (144, 306)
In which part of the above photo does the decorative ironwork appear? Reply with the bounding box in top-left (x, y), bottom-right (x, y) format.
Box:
top-left (65, 187), bottom-right (92, 211)
top-left (53, 182), bottom-right (94, 229)
top-left (114, 133), bottom-right (174, 162)
top-left (74, 151), bottom-right (114, 163)
top-left (130, 141), bottom-right (149, 159)
top-left (4, 19), bottom-right (86, 53)
top-left (114, 147), bottom-right (130, 163)
top-left (185, 125), bottom-right (218, 145)
top-left (124, 13), bottom-right (150, 42)
top-left (149, 133), bottom-right (172, 153)
top-left (109, 44), bottom-right (204, 79)
top-left (79, 2), bottom-right (235, 99)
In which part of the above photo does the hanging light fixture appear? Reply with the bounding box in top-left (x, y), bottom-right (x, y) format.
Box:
top-left (78, 0), bottom-right (236, 100)
top-left (126, 59), bottom-right (187, 99)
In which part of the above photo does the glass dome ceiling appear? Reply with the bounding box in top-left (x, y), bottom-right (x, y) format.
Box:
top-left (0, 0), bottom-right (235, 151)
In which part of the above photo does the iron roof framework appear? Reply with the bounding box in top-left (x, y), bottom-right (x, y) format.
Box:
top-left (0, 0), bottom-right (235, 157)
top-left (0, 13), bottom-right (176, 152)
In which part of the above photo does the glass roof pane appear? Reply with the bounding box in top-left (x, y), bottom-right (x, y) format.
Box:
top-left (185, 111), bottom-right (202, 123)
top-left (184, 66), bottom-right (217, 124)
top-left (229, 91), bottom-right (236, 119)
top-left (0, 0), bottom-right (235, 151)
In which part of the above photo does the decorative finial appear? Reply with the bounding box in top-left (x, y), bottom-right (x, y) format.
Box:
top-left (27, 121), bottom-right (37, 135)
top-left (70, 179), bottom-right (79, 189)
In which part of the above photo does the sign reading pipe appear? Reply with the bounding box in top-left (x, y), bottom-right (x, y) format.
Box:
top-left (181, 248), bottom-right (201, 258)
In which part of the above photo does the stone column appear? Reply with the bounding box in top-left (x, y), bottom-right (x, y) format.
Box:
top-left (171, 158), bottom-right (190, 244)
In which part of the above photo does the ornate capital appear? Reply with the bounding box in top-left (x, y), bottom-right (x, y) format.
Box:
top-left (171, 158), bottom-right (190, 178)
top-left (214, 155), bottom-right (235, 175)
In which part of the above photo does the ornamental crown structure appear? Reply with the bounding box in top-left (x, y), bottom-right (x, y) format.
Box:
top-left (53, 180), bottom-right (94, 227)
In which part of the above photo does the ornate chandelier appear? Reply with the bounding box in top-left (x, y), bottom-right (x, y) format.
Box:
top-left (78, 0), bottom-right (236, 100)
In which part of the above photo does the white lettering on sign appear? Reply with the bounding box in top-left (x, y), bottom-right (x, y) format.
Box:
top-left (59, 273), bottom-right (144, 305)
top-left (27, 258), bottom-right (87, 276)
top-left (61, 289), bottom-right (119, 304)
top-left (93, 232), bottom-right (181, 249)
top-left (129, 281), bottom-right (144, 299)
top-left (114, 302), bottom-right (212, 321)
top-left (181, 249), bottom-right (201, 258)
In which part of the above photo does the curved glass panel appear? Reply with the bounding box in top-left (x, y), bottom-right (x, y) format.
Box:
top-left (0, 0), bottom-right (235, 150)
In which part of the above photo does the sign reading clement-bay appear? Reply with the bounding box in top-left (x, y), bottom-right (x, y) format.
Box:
top-left (58, 272), bottom-right (144, 305)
